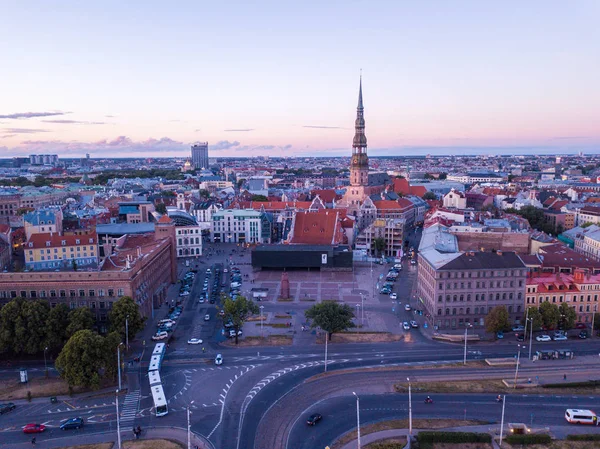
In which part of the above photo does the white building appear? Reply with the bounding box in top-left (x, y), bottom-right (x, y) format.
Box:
top-left (442, 189), bottom-right (467, 209)
top-left (176, 226), bottom-right (203, 257)
top-left (191, 202), bottom-right (222, 224)
top-left (211, 209), bottom-right (268, 244)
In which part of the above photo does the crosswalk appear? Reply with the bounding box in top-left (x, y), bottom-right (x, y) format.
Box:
top-left (119, 389), bottom-right (140, 425)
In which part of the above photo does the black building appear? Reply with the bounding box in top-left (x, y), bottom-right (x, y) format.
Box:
top-left (252, 245), bottom-right (352, 271)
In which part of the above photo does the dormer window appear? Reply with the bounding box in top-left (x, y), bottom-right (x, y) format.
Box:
top-left (46, 241), bottom-right (51, 247)
top-left (75, 239), bottom-right (80, 244)
top-left (89, 238), bottom-right (93, 243)
top-left (28, 242), bottom-right (33, 248)
top-left (61, 240), bottom-right (66, 245)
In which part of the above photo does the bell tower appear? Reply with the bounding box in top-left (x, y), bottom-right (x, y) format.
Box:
top-left (350, 76), bottom-right (369, 187)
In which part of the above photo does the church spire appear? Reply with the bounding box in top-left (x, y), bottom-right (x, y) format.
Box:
top-left (350, 74), bottom-right (368, 187)
top-left (358, 74), bottom-right (363, 109)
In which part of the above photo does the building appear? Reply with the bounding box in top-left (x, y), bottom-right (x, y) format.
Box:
top-left (543, 210), bottom-right (575, 233)
top-left (355, 218), bottom-right (404, 258)
top-left (29, 154), bottom-right (59, 166)
top-left (24, 230), bottom-right (99, 271)
top-left (443, 189), bottom-right (467, 209)
top-left (190, 201), bottom-right (222, 224)
top-left (211, 209), bottom-right (270, 244)
top-left (417, 224), bottom-right (527, 330)
top-left (118, 201), bottom-right (155, 223)
top-left (576, 206), bottom-right (600, 226)
top-left (525, 270), bottom-right (599, 324)
top-left (252, 244), bottom-right (352, 271)
top-left (574, 227), bottom-right (600, 261)
top-left (23, 209), bottom-right (64, 240)
top-left (287, 210), bottom-right (346, 245)
top-left (191, 142), bottom-right (209, 169)
top-left (164, 210), bottom-right (204, 258)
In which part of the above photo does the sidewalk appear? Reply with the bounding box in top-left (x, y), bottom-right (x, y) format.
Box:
top-left (8, 425), bottom-right (214, 449)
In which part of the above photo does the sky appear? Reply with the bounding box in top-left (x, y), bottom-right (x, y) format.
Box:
top-left (1, 0), bottom-right (599, 158)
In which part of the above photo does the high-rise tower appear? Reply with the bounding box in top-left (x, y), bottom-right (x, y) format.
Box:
top-left (350, 76), bottom-right (369, 187)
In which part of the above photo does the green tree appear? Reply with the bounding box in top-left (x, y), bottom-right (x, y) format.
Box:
top-left (155, 203), bottom-right (167, 214)
top-left (45, 304), bottom-right (71, 353)
top-left (55, 330), bottom-right (106, 389)
top-left (20, 300), bottom-right (50, 354)
top-left (581, 222), bottom-right (594, 228)
top-left (251, 194), bottom-right (269, 202)
top-left (593, 313), bottom-right (600, 331)
top-left (108, 296), bottom-right (146, 343)
top-left (223, 296), bottom-right (260, 344)
top-left (539, 301), bottom-right (560, 330)
top-left (524, 307), bottom-right (543, 331)
top-left (485, 305), bottom-right (511, 335)
top-left (102, 331), bottom-right (123, 382)
top-left (422, 191), bottom-right (436, 200)
top-left (305, 301), bottom-right (355, 340)
top-left (558, 302), bottom-right (577, 330)
top-left (373, 237), bottom-right (386, 256)
top-left (198, 189), bottom-right (210, 199)
top-left (0, 298), bottom-right (24, 353)
top-left (66, 307), bottom-right (95, 338)
top-left (438, 172), bottom-right (447, 180)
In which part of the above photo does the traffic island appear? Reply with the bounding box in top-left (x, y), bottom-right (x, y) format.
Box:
top-left (221, 335), bottom-right (293, 346)
top-left (316, 331), bottom-right (403, 344)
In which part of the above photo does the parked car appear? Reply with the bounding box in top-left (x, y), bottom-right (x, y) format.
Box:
top-left (306, 413), bottom-right (323, 426)
top-left (204, 314), bottom-right (211, 321)
top-left (229, 329), bottom-right (243, 338)
top-left (402, 322), bottom-right (411, 330)
top-left (23, 423), bottom-right (46, 434)
top-left (553, 334), bottom-right (568, 341)
top-left (60, 417), bottom-right (84, 430)
top-left (536, 334), bottom-right (551, 342)
top-left (404, 304), bottom-right (411, 311)
top-left (152, 331), bottom-right (168, 341)
top-left (579, 330), bottom-right (588, 339)
top-left (0, 403), bottom-right (16, 414)
top-left (512, 325), bottom-right (524, 332)
top-left (496, 331), bottom-right (504, 339)
top-left (410, 259), bottom-right (417, 265)
top-left (515, 333), bottom-right (524, 342)
top-left (410, 320), bottom-right (419, 328)
top-left (389, 293), bottom-right (397, 300)
top-left (214, 354), bottom-right (223, 365)
top-left (575, 322), bottom-right (587, 329)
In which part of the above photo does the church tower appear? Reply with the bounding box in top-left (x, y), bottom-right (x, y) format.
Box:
top-left (350, 76), bottom-right (369, 186)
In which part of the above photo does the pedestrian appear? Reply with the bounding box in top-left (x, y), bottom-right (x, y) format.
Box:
top-left (31, 437), bottom-right (36, 446)
top-left (564, 373), bottom-right (567, 381)
top-left (202, 347), bottom-right (206, 353)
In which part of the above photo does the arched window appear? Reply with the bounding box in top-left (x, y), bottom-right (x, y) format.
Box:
top-left (445, 308), bottom-right (450, 315)
top-left (502, 293), bottom-right (506, 300)
top-left (467, 294), bottom-right (471, 301)
top-left (446, 295), bottom-right (450, 302)
top-left (438, 295), bottom-right (443, 302)
top-left (496, 293), bottom-right (500, 300)
top-left (453, 295), bottom-right (457, 302)
top-left (460, 295), bottom-right (464, 302)
top-left (466, 307), bottom-right (470, 315)
top-left (475, 294), bottom-right (479, 301)
top-left (508, 305), bottom-right (513, 313)
top-left (509, 292), bottom-right (513, 300)
top-left (517, 305), bottom-right (521, 312)
top-left (517, 292), bottom-right (522, 300)
top-left (452, 309), bottom-right (457, 315)
top-left (438, 308), bottom-right (442, 316)
top-left (474, 307), bottom-right (479, 314)
top-left (459, 308), bottom-right (464, 315)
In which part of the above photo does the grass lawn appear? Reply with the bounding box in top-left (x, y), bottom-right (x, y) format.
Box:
top-left (56, 444), bottom-right (114, 449)
top-left (123, 440), bottom-right (184, 449)
top-left (395, 379), bottom-right (600, 395)
top-left (501, 441), bottom-right (600, 449)
top-left (365, 437), bottom-right (407, 448)
top-left (222, 335), bottom-right (293, 347)
top-left (0, 377), bottom-right (86, 401)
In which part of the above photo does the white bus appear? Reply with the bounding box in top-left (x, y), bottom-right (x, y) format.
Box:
top-left (152, 343), bottom-right (166, 358)
top-left (565, 409), bottom-right (597, 425)
top-left (148, 370), bottom-right (161, 388)
top-left (150, 384), bottom-right (168, 417)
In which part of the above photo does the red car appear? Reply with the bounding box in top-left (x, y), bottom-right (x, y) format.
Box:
top-left (23, 423), bottom-right (46, 434)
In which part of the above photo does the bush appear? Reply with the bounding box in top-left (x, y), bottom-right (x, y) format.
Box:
top-left (505, 434), bottom-right (552, 445)
top-left (543, 380), bottom-right (600, 389)
top-left (417, 431), bottom-right (491, 444)
top-left (567, 434), bottom-right (600, 441)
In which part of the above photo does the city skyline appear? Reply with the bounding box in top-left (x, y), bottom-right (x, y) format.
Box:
top-left (1, 1), bottom-right (599, 158)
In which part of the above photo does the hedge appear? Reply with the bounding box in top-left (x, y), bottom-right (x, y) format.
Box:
top-left (567, 434), bottom-right (600, 441)
top-left (416, 431), bottom-right (491, 444)
top-left (505, 434), bottom-right (552, 445)
top-left (543, 380), bottom-right (600, 389)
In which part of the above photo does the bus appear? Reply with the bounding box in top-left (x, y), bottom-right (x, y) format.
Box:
top-left (150, 384), bottom-right (168, 417)
top-left (148, 370), bottom-right (161, 388)
top-left (152, 343), bottom-right (166, 359)
top-left (565, 409), bottom-right (597, 425)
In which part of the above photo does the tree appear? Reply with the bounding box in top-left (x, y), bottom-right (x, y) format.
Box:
top-left (373, 237), bottom-right (386, 256)
top-left (485, 306), bottom-right (510, 334)
top-left (55, 330), bottom-right (106, 389)
top-left (198, 189), bottom-right (210, 199)
top-left (581, 222), bottom-right (594, 228)
top-left (108, 296), bottom-right (146, 342)
top-left (66, 308), bottom-right (95, 338)
top-left (223, 296), bottom-right (259, 344)
top-left (305, 301), bottom-right (355, 340)
top-left (524, 307), bottom-right (543, 332)
top-left (558, 302), bottom-right (577, 330)
top-left (539, 301), bottom-right (561, 330)
top-left (155, 203), bottom-right (167, 214)
top-left (0, 298), bottom-right (25, 353)
top-left (422, 191), bottom-right (436, 200)
top-left (251, 194), bottom-right (269, 202)
top-left (102, 331), bottom-right (123, 382)
top-left (438, 172), bottom-right (447, 180)
top-left (593, 313), bottom-right (600, 331)
top-left (20, 300), bottom-right (50, 354)
top-left (45, 304), bottom-right (71, 353)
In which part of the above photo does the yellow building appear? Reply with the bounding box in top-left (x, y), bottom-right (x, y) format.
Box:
top-left (25, 232), bottom-right (99, 271)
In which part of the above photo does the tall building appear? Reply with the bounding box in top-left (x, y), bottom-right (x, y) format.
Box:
top-left (191, 142), bottom-right (209, 169)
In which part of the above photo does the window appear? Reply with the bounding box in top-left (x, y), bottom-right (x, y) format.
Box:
top-left (89, 290), bottom-right (95, 297)
top-left (70, 302), bottom-right (76, 309)
top-left (20, 290), bottom-right (27, 298)
top-left (108, 289), bottom-right (114, 297)
top-left (117, 288), bottom-right (124, 297)
top-left (30, 291), bottom-right (37, 298)
top-left (79, 289), bottom-right (85, 297)
top-left (40, 290), bottom-right (46, 298)
top-left (70, 290), bottom-right (76, 297)
top-left (98, 289), bottom-right (105, 297)
top-left (100, 301), bottom-right (106, 309)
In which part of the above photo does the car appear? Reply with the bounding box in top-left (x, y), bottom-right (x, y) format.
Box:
top-left (219, 309), bottom-right (225, 317)
top-left (23, 423), bottom-right (46, 434)
top-left (187, 338), bottom-right (203, 345)
top-left (198, 298), bottom-right (205, 303)
top-left (204, 314), bottom-right (211, 321)
top-left (496, 331), bottom-right (504, 339)
top-left (60, 417), bottom-right (84, 430)
top-left (410, 320), bottom-right (419, 328)
top-left (228, 329), bottom-right (243, 338)
top-left (536, 334), bottom-right (551, 342)
top-left (0, 402), bottom-right (16, 414)
top-left (512, 325), bottom-right (525, 332)
top-left (575, 322), bottom-right (587, 329)
top-left (402, 321), bottom-right (411, 330)
top-left (579, 330), bottom-right (588, 339)
top-left (516, 333), bottom-right (524, 342)
top-left (152, 331), bottom-right (168, 341)
top-left (553, 334), bottom-right (568, 341)
top-left (206, 268), bottom-right (211, 273)
top-left (209, 298), bottom-right (216, 304)
top-left (224, 320), bottom-right (234, 328)
top-left (306, 413), bottom-right (322, 426)
top-left (389, 293), bottom-right (397, 300)
top-left (410, 259), bottom-right (417, 265)
top-left (404, 304), bottom-right (411, 311)
top-left (223, 268), bottom-right (228, 273)
top-left (214, 354), bottom-right (223, 365)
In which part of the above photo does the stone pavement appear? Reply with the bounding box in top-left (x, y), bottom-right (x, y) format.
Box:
top-left (8, 425), bottom-right (213, 449)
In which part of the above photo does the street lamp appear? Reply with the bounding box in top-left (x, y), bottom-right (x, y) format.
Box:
top-left (44, 347), bottom-right (48, 378)
top-left (355, 304), bottom-right (360, 329)
top-left (352, 392), bottom-right (361, 449)
top-left (125, 315), bottom-right (130, 352)
top-left (115, 389), bottom-right (122, 449)
top-left (592, 305), bottom-right (598, 339)
top-left (527, 317), bottom-right (534, 360)
top-left (513, 344), bottom-right (524, 389)
top-left (117, 342), bottom-right (124, 391)
top-left (259, 305), bottom-right (264, 338)
top-left (463, 323), bottom-right (470, 365)
top-left (360, 293), bottom-right (365, 327)
top-left (187, 400), bottom-right (195, 449)
top-left (407, 377), bottom-right (412, 436)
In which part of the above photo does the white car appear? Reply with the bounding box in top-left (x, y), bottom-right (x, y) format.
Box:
top-left (404, 304), bottom-right (411, 311)
top-left (223, 268), bottom-right (228, 273)
top-left (215, 354), bottom-right (223, 365)
top-left (410, 320), bottom-right (419, 328)
top-left (553, 334), bottom-right (568, 341)
top-left (229, 329), bottom-right (243, 338)
top-left (204, 314), bottom-right (210, 321)
top-left (389, 293), bottom-right (398, 300)
top-left (187, 338), bottom-right (203, 345)
top-left (536, 334), bottom-right (551, 342)
top-left (402, 322), bottom-right (411, 330)
top-left (152, 331), bottom-right (168, 341)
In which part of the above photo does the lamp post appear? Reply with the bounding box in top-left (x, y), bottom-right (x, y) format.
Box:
top-left (117, 342), bottom-right (124, 391)
top-left (187, 401), bottom-right (195, 449)
top-left (528, 317), bottom-right (534, 360)
top-left (499, 394), bottom-right (506, 447)
top-left (44, 347), bottom-right (48, 378)
top-left (355, 304), bottom-right (360, 329)
top-left (352, 392), bottom-right (361, 449)
top-left (407, 377), bottom-right (412, 436)
top-left (592, 305), bottom-right (597, 339)
top-left (115, 389), bottom-right (122, 449)
top-left (513, 344), bottom-right (523, 389)
top-left (360, 294), bottom-right (365, 328)
top-left (463, 323), bottom-right (471, 365)
top-left (259, 305), bottom-right (264, 338)
top-left (125, 315), bottom-right (130, 352)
